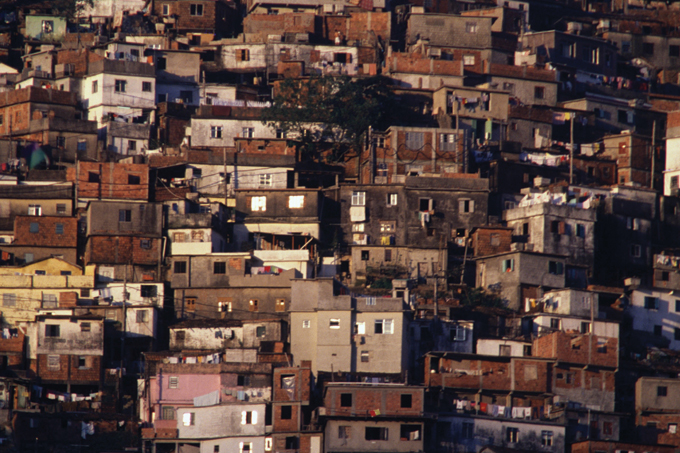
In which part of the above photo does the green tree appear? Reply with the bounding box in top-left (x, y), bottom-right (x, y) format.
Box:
top-left (262, 75), bottom-right (396, 162)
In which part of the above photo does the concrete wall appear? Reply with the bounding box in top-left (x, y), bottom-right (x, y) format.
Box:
top-left (629, 289), bottom-right (680, 350)
top-left (325, 419), bottom-right (424, 452)
top-left (504, 203), bottom-right (596, 269)
top-left (636, 377), bottom-right (680, 412)
top-left (443, 415), bottom-right (565, 453)
top-left (477, 338), bottom-right (531, 356)
top-left (177, 403), bottom-right (266, 438)
top-left (36, 317), bottom-right (104, 356)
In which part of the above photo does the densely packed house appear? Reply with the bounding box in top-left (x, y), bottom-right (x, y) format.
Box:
top-left (3, 0), bottom-right (680, 451)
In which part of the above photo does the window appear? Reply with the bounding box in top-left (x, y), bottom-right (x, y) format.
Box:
top-left (241, 410), bottom-right (257, 425)
top-left (675, 328), bottom-right (680, 341)
top-left (210, 126), bottom-right (223, 139)
top-left (330, 319), bottom-right (340, 329)
top-left (76, 140), bottom-right (87, 153)
top-left (237, 49), bottom-right (250, 61)
top-left (361, 351), bottom-right (369, 362)
top-left (136, 310), bottom-right (149, 323)
top-left (281, 406), bottom-right (292, 419)
top-left (190, 4), bottom-right (204, 15)
top-left (465, 22), bottom-right (478, 33)
top-left (384, 249), bottom-right (392, 262)
top-left (387, 193), bottom-right (398, 206)
top-left (142, 81), bottom-right (152, 92)
top-left (627, 217), bottom-right (640, 230)
top-left (405, 132), bottom-right (424, 150)
top-left (499, 345), bottom-right (512, 356)
top-left (186, 298), bottom-right (196, 312)
top-left (29, 222), bottom-right (39, 233)
top-left (463, 54), bottom-right (475, 65)
top-left (251, 196), bottom-right (266, 211)
top-left (401, 394), bottom-right (412, 408)
top-left (42, 294), bottom-right (58, 309)
top-left (354, 321), bottom-right (366, 334)
top-left (218, 298), bottom-right (232, 313)
top-left (643, 42), bottom-right (655, 55)
top-left (670, 424), bottom-right (678, 434)
top-left (340, 393), bottom-right (352, 407)
top-left (400, 425), bottom-right (421, 441)
top-left (259, 174), bottom-right (272, 187)
top-left (351, 191), bottom-right (366, 206)
top-left (365, 427), bottom-right (388, 441)
top-left (502, 259), bottom-right (514, 272)
top-left (576, 223), bottom-right (586, 238)
top-left (161, 406), bottom-right (174, 420)
top-left (27, 204), bottom-right (43, 217)
top-left (339, 426), bottom-right (351, 439)
top-left (550, 318), bottom-right (561, 330)
top-left (534, 86), bottom-right (545, 99)
top-left (561, 42), bottom-right (574, 58)
top-left (419, 198), bottom-right (433, 212)
top-left (128, 140), bottom-right (137, 152)
top-left (79, 322), bottom-right (91, 333)
top-left (240, 443), bottom-right (252, 453)
top-left (115, 80), bottom-right (127, 93)
top-left (242, 127), bottom-right (255, 138)
top-left (77, 356), bottom-right (90, 369)
top-left (169, 376), bottom-right (179, 388)
top-left (2, 294), bottom-right (15, 307)
top-left (361, 250), bottom-right (369, 261)
top-left (45, 325), bottom-right (60, 337)
top-left (214, 262), bottom-right (226, 274)
top-left (506, 427), bottom-right (519, 443)
top-left (174, 261), bottom-right (187, 274)
top-left (139, 239), bottom-right (151, 250)
top-left (25, 253), bottom-right (34, 263)
top-left (580, 321), bottom-right (591, 334)
top-left (275, 299), bottom-right (286, 312)
top-left (644, 296), bottom-right (658, 310)
top-left (524, 345), bottom-right (532, 356)
top-left (302, 320), bottom-right (311, 328)
top-left (119, 209), bottom-right (132, 222)
top-left (654, 325), bottom-right (663, 336)
top-left (183, 412), bottom-right (195, 426)
top-left (237, 375), bottom-right (250, 386)
top-left (631, 244), bottom-right (641, 258)
top-left (548, 261), bottom-right (564, 275)
top-left (91, 80), bottom-right (98, 93)
top-left (55, 203), bottom-right (67, 215)
top-left (541, 430), bottom-right (553, 447)
top-left (47, 355), bottom-right (60, 370)
top-left (288, 195), bottom-right (304, 208)
top-left (462, 422), bottom-right (474, 439)
top-left (374, 319), bottom-right (394, 334)
top-left (451, 325), bottom-right (466, 341)
top-left (459, 199), bottom-right (474, 213)
top-left (276, 128), bottom-right (286, 138)
top-left (249, 299), bottom-right (259, 312)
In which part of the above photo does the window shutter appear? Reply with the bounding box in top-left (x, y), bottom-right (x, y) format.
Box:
top-left (241, 411), bottom-right (247, 425)
top-left (558, 222), bottom-right (566, 235)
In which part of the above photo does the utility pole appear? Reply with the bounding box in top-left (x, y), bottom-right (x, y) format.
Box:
top-left (650, 119), bottom-right (656, 190)
top-left (569, 113), bottom-right (574, 184)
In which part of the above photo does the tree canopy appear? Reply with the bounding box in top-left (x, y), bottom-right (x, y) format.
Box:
top-left (261, 75), bottom-right (397, 162)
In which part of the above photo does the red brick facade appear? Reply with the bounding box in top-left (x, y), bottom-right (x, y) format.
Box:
top-left (69, 161), bottom-right (150, 201)
top-left (86, 236), bottom-right (160, 265)
top-left (13, 216), bottom-right (77, 248)
top-left (472, 227), bottom-right (513, 257)
top-left (324, 386), bottom-right (424, 417)
top-left (36, 354), bottom-right (101, 384)
top-left (533, 331), bottom-right (619, 368)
